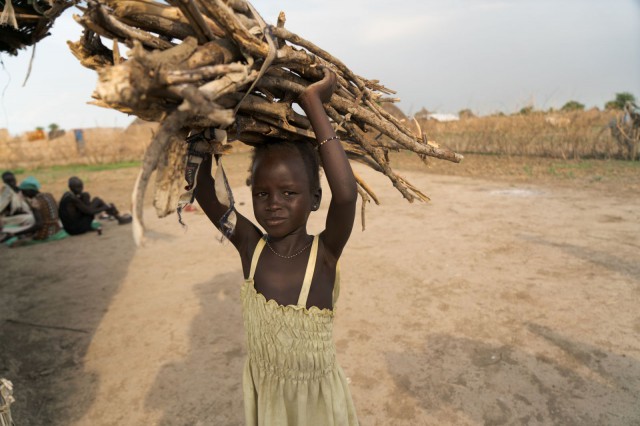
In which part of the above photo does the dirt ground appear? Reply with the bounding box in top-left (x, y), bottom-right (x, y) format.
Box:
top-left (1, 154), bottom-right (639, 425)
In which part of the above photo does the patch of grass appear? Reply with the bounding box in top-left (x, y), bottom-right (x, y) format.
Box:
top-left (616, 160), bottom-right (640, 169)
top-left (14, 161), bottom-right (142, 188)
top-left (30, 161), bottom-right (141, 174)
top-left (3, 167), bottom-right (26, 174)
top-left (557, 161), bottom-right (594, 170)
top-left (541, 161), bottom-right (597, 179)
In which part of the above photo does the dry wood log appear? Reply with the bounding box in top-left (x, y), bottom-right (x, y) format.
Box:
top-left (65, 0), bottom-right (463, 243)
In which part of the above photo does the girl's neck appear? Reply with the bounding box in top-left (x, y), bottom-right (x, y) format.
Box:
top-left (266, 232), bottom-right (313, 258)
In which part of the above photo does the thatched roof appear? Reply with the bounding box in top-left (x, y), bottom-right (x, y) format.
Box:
top-left (0, 0), bottom-right (72, 55)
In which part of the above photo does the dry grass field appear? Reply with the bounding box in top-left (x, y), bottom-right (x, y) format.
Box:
top-left (418, 109), bottom-right (623, 160)
top-left (1, 119), bottom-right (639, 425)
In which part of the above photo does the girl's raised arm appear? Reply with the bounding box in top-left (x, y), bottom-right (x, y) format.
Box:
top-left (298, 69), bottom-right (358, 260)
top-left (194, 155), bottom-right (262, 266)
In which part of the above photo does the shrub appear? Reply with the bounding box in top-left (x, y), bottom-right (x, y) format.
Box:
top-left (561, 101), bottom-right (585, 112)
top-left (519, 106), bottom-right (534, 115)
top-left (605, 92), bottom-right (636, 110)
top-left (458, 109), bottom-right (475, 119)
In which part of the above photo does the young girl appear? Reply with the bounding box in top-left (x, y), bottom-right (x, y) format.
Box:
top-left (195, 68), bottom-right (359, 425)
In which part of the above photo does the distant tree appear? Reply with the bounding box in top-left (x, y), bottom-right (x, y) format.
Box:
top-left (47, 122), bottom-right (65, 140)
top-left (458, 108), bottom-right (475, 119)
top-left (561, 101), bottom-right (585, 112)
top-left (605, 92), bottom-right (636, 110)
top-left (35, 126), bottom-right (44, 131)
top-left (519, 106), bottom-right (534, 115)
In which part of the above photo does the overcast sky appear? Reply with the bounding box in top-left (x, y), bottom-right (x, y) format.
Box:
top-left (1, 0), bottom-right (638, 135)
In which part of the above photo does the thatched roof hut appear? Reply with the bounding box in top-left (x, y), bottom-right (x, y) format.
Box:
top-left (0, 0), bottom-right (72, 55)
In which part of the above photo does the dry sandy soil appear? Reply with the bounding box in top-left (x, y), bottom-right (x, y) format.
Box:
top-left (1, 154), bottom-right (639, 425)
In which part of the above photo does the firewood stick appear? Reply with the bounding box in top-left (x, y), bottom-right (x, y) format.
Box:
top-left (356, 185), bottom-right (370, 231)
top-left (111, 0), bottom-right (187, 22)
top-left (224, 0), bottom-right (250, 15)
top-left (162, 62), bottom-right (248, 84)
top-left (167, 0), bottom-right (218, 43)
top-left (73, 13), bottom-right (120, 44)
top-left (270, 26), bottom-right (369, 95)
top-left (94, 2), bottom-right (175, 49)
top-left (67, 29), bottom-right (114, 70)
top-left (196, 0), bottom-right (267, 57)
top-left (364, 98), bottom-right (417, 141)
top-left (353, 171), bottom-right (380, 205)
top-left (327, 106), bottom-right (417, 202)
top-left (117, 14), bottom-right (196, 40)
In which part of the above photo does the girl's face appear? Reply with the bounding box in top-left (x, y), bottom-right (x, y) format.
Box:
top-left (251, 149), bottom-right (320, 238)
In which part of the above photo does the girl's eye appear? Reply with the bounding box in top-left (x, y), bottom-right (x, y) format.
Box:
top-left (283, 191), bottom-right (296, 197)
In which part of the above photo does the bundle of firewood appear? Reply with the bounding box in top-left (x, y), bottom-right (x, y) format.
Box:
top-left (66, 0), bottom-right (462, 241)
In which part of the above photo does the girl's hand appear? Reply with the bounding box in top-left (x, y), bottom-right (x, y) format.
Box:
top-left (299, 67), bottom-right (337, 109)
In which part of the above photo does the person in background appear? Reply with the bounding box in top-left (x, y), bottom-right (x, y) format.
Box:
top-left (4, 176), bottom-right (67, 247)
top-left (73, 129), bottom-right (86, 155)
top-left (58, 176), bottom-right (131, 236)
top-left (0, 171), bottom-right (35, 242)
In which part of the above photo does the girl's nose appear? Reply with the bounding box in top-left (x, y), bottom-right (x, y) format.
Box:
top-left (266, 194), bottom-right (282, 210)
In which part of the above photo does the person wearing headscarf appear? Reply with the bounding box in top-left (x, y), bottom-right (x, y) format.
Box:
top-left (4, 176), bottom-right (67, 247)
top-left (0, 171), bottom-right (35, 241)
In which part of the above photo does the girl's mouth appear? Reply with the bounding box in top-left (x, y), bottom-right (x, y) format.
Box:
top-left (265, 217), bottom-right (286, 226)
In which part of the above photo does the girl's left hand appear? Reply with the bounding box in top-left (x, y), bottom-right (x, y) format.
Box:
top-left (299, 67), bottom-right (337, 107)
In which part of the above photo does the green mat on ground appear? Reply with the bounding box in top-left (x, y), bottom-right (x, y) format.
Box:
top-left (4, 229), bottom-right (69, 247)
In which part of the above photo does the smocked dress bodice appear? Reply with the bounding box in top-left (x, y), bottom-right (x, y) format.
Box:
top-left (241, 235), bottom-right (358, 426)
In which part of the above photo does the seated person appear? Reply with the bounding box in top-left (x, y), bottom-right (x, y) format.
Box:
top-left (59, 176), bottom-right (131, 236)
top-left (1, 171), bottom-right (36, 240)
top-left (6, 176), bottom-right (67, 247)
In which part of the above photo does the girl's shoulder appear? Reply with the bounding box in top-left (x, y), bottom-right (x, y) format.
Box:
top-left (237, 229), bottom-right (265, 278)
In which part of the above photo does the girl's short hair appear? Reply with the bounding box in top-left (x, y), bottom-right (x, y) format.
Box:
top-left (251, 139), bottom-right (320, 192)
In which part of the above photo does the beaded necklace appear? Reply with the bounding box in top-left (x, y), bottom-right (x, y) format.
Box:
top-left (265, 237), bottom-right (312, 259)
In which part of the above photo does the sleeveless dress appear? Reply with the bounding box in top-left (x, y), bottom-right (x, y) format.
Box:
top-left (241, 235), bottom-right (359, 426)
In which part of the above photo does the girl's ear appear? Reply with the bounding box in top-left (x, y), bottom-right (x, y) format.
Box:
top-left (311, 188), bottom-right (322, 211)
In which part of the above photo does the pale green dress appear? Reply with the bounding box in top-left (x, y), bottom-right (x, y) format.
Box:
top-left (241, 235), bottom-right (359, 426)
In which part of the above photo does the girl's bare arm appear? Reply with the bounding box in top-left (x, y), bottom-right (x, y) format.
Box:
top-left (194, 155), bottom-right (261, 261)
top-left (298, 69), bottom-right (357, 260)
